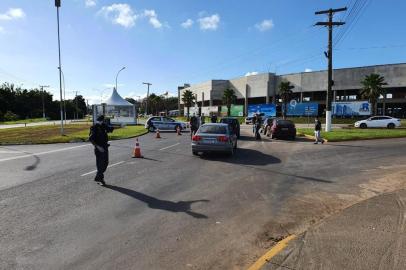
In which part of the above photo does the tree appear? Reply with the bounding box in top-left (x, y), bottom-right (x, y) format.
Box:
top-left (278, 81), bottom-right (294, 119)
top-left (182, 90), bottom-right (195, 120)
top-left (222, 88), bottom-right (237, 117)
top-left (125, 98), bottom-right (136, 104)
top-left (360, 73), bottom-right (387, 115)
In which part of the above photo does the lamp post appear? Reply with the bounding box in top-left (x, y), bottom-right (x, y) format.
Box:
top-left (58, 67), bottom-right (67, 124)
top-left (115, 67), bottom-right (126, 92)
top-left (143, 82), bottom-right (152, 116)
top-left (55, 0), bottom-right (64, 135)
top-left (39, 85), bottom-right (50, 120)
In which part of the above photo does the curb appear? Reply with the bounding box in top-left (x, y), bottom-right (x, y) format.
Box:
top-left (247, 235), bottom-right (296, 270)
top-left (297, 133), bottom-right (329, 143)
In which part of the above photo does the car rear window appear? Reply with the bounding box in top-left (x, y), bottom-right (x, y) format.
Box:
top-left (277, 120), bottom-right (294, 127)
top-left (220, 118), bottom-right (237, 124)
top-left (199, 125), bottom-right (227, 134)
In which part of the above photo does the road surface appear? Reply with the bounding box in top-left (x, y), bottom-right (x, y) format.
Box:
top-left (1, 129), bottom-right (406, 269)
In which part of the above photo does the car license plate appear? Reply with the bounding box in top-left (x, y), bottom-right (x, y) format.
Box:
top-left (203, 139), bottom-right (216, 144)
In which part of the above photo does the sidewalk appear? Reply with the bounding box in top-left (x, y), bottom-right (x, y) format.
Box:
top-left (263, 189), bottom-right (406, 270)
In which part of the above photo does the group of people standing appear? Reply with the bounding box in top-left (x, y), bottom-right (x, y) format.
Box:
top-left (189, 113), bottom-right (219, 138)
top-left (251, 113), bottom-right (263, 140)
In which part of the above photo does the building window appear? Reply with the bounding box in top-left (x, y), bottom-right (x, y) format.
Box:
top-left (303, 97), bottom-right (310, 102)
top-left (348, 95), bottom-right (357, 100)
top-left (386, 93), bottom-right (393, 99)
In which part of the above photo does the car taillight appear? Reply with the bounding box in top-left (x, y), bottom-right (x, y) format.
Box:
top-left (192, 135), bottom-right (202, 141)
top-left (217, 135), bottom-right (229, 142)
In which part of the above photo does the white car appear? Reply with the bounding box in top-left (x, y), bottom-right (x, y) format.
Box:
top-left (354, 116), bottom-right (401, 129)
top-left (145, 116), bottom-right (187, 132)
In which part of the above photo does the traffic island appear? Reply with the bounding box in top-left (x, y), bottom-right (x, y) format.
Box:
top-left (297, 128), bottom-right (406, 142)
top-left (0, 124), bottom-right (148, 145)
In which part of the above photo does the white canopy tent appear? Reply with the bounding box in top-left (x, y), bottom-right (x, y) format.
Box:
top-left (93, 88), bottom-right (137, 125)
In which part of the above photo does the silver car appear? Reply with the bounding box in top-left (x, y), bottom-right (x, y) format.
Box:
top-left (191, 123), bottom-right (237, 156)
top-left (145, 116), bottom-right (187, 132)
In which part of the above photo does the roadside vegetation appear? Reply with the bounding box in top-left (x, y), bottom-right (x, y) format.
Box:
top-left (297, 127), bottom-right (406, 142)
top-left (0, 124), bottom-right (147, 145)
top-left (0, 118), bottom-right (47, 125)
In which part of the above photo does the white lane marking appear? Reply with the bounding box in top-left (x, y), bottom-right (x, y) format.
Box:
top-left (159, 143), bottom-right (180, 151)
top-left (0, 144), bottom-right (91, 163)
top-left (81, 161), bottom-right (125, 177)
top-left (0, 151), bottom-right (21, 154)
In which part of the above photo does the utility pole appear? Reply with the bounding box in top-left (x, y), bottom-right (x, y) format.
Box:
top-left (39, 85), bottom-right (50, 120)
top-left (55, 0), bottom-right (64, 135)
top-left (75, 91), bottom-right (79, 120)
top-left (315, 7), bottom-right (346, 132)
top-left (143, 82), bottom-right (152, 115)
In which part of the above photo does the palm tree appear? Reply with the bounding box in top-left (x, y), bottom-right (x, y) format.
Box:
top-left (360, 73), bottom-right (387, 115)
top-left (278, 81), bottom-right (294, 119)
top-left (223, 88), bottom-right (237, 117)
top-left (181, 90), bottom-right (195, 120)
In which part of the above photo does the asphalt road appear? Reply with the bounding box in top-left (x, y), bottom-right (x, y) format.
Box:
top-left (1, 127), bottom-right (406, 270)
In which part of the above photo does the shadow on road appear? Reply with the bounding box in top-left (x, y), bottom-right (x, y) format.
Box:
top-left (104, 185), bottom-right (210, 219)
top-left (24, 154), bottom-right (40, 171)
top-left (201, 148), bottom-right (281, 166)
top-left (1, 146), bottom-right (41, 171)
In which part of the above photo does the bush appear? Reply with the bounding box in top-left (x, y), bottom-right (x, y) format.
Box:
top-left (3, 111), bottom-right (19, 121)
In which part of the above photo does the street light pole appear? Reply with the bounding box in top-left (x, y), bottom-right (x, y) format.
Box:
top-left (115, 67), bottom-right (126, 92)
top-left (59, 67), bottom-right (67, 124)
top-left (55, 0), bottom-right (64, 135)
top-left (143, 82), bottom-right (152, 115)
top-left (39, 85), bottom-right (50, 120)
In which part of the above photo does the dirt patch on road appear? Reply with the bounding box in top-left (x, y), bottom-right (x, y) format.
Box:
top-left (251, 168), bottom-right (406, 269)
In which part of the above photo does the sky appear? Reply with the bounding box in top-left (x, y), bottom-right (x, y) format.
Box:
top-left (0, 0), bottom-right (405, 104)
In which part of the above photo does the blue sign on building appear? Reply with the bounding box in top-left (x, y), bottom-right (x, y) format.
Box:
top-left (287, 102), bottom-right (318, 116)
top-left (248, 104), bottom-right (276, 117)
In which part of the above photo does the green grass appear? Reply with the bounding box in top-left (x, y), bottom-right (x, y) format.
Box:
top-left (0, 118), bottom-right (47, 125)
top-left (0, 124), bottom-right (148, 145)
top-left (297, 128), bottom-right (406, 142)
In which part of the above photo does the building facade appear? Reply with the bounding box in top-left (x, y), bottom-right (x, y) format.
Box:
top-left (178, 63), bottom-right (406, 117)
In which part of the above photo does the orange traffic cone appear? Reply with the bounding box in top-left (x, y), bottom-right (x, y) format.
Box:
top-left (132, 138), bottom-right (143, 158)
top-left (156, 129), bottom-right (161, 139)
top-left (176, 126), bottom-right (182, 136)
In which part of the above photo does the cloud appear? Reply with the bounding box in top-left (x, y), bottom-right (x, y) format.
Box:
top-left (0, 8), bottom-right (25, 21)
top-left (98, 3), bottom-right (137, 28)
top-left (181, 19), bottom-right (193, 29)
top-left (245, 72), bottom-right (259, 77)
top-left (85, 0), bottom-right (97, 7)
top-left (198, 14), bottom-right (220, 31)
top-left (255, 19), bottom-right (274, 32)
top-left (304, 68), bottom-right (313, 72)
top-left (143, 9), bottom-right (163, 29)
top-left (0, 26), bottom-right (4, 33)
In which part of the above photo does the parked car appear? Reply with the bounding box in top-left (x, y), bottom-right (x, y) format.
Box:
top-left (145, 116), bottom-right (187, 132)
top-left (191, 123), bottom-right (237, 156)
top-left (245, 117), bottom-right (253, 124)
top-left (270, 119), bottom-right (296, 140)
top-left (219, 117), bottom-right (241, 138)
top-left (354, 116), bottom-right (401, 129)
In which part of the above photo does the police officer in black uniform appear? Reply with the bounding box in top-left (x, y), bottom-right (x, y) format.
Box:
top-left (89, 115), bottom-right (114, 186)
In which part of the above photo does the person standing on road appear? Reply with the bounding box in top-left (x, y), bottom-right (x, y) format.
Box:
top-left (190, 114), bottom-right (198, 139)
top-left (89, 115), bottom-right (114, 186)
top-left (255, 114), bottom-right (262, 140)
top-left (200, 113), bottom-right (205, 126)
top-left (314, 117), bottom-right (325, 144)
top-left (252, 114), bottom-right (257, 134)
top-left (210, 113), bottom-right (217, 123)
